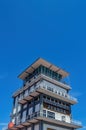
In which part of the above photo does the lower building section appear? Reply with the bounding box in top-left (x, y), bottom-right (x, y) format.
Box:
top-left (43, 123), bottom-right (74, 130)
top-left (9, 121), bottom-right (76, 130)
top-left (9, 110), bottom-right (81, 130)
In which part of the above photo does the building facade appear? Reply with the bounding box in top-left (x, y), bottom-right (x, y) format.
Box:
top-left (8, 58), bottom-right (82, 130)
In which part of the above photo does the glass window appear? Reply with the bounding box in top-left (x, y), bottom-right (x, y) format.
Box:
top-left (47, 111), bottom-right (55, 119)
top-left (14, 96), bottom-right (18, 107)
top-left (62, 116), bottom-right (66, 122)
top-left (39, 65), bottom-right (42, 73)
top-left (17, 104), bottom-right (21, 112)
top-left (43, 110), bottom-right (46, 117)
top-left (35, 97), bottom-right (39, 102)
top-left (28, 107), bottom-right (33, 115)
top-left (23, 104), bottom-right (27, 109)
top-left (19, 93), bottom-right (23, 100)
top-left (51, 106), bottom-right (55, 110)
top-left (12, 117), bottom-right (15, 124)
top-left (24, 89), bottom-right (28, 97)
top-left (47, 86), bottom-right (53, 92)
top-left (41, 66), bottom-right (44, 73)
top-left (49, 70), bottom-right (52, 77)
top-left (35, 104), bottom-right (40, 112)
top-left (13, 108), bottom-right (16, 114)
top-left (47, 97), bottom-right (50, 100)
top-left (55, 90), bottom-right (57, 93)
top-left (16, 114), bottom-right (20, 125)
top-left (43, 95), bottom-right (46, 99)
top-left (22, 110), bottom-right (26, 122)
top-left (51, 98), bottom-right (54, 102)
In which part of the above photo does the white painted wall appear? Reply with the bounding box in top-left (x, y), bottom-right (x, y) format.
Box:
top-left (43, 108), bottom-right (71, 123)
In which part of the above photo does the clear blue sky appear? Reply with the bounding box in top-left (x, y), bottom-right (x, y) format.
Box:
top-left (0, 0), bottom-right (86, 129)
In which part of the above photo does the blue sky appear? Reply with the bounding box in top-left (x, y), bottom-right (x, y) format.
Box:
top-left (0, 0), bottom-right (86, 129)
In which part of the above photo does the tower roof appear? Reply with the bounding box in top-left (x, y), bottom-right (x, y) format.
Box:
top-left (18, 58), bottom-right (69, 80)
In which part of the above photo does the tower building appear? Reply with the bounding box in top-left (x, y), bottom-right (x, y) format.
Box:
top-left (8, 58), bottom-right (82, 130)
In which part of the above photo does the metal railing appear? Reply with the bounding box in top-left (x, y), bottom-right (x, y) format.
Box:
top-left (17, 84), bottom-right (77, 103)
top-left (13, 73), bottom-right (71, 97)
top-left (41, 74), bottom-right (71, 89)
top-left (15, 111), bottom-right (82, 127)
top-left (26, 111), bottom-right (82, 126)
top-left (43, 98), bottom-right (70, 110)
top-left (38, 85), bottom-right (77, 102)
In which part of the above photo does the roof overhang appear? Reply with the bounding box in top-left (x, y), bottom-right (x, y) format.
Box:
top-left (18, 58), bottom-right (69, 80)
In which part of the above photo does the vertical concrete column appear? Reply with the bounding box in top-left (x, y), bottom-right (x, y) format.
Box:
top-left (31, 124), bottom-right (34, 130)
top-left (27, 101), bottom-right (29, 119)
top-left (33, 98), bottom-right (35, 113)
top-left (40, 94), bottom-right (43, 117)
top-left (39, 121), bottom-right (43, 130)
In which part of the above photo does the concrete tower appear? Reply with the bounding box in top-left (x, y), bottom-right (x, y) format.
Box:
top-left (8, 58), bottom-right (82, 130)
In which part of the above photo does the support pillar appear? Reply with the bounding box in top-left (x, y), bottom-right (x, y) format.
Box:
top-left (39, 121), bottom-right (43, 130)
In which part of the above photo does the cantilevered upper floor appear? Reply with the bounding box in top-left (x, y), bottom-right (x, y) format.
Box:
top-left (18, 58), bottom-right (69, 80)
top-left (12, 75), bottom-right (77, 105)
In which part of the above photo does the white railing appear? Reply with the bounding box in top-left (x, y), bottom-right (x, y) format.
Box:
top-left (27, 111), bottom-right (82, 126)
top-left (13, 73), bottom-right (71, 97)
top-left (41, 74), bottom-right (71, 89)
top-left (18, 84), bottom-right (77, 103)
top-left (15, 111), bottom-right (82, 127)
top-left (39, 85), bottom-right (77, 102)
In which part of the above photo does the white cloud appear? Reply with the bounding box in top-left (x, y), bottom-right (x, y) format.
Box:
top-left (0, 123), bottom-right (8, 130)
top-left (2, 126), bottom-right (7, 130)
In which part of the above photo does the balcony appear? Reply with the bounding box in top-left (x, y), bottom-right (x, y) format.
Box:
top-left (27, 111), bottom-right (82, 128)
top-left (11, 111), bottom-right (82, 130)
top-left (13, 74), bottom-right (71, 98)
top-left (43, 98), bottom-right (70, 111)
top-left (18, 88), bottom-right (39, 104)
top-left (18, 83), bottom-right (77, 105)
top-left (12, 74), bottom-right (42, 97)
top-left (41, 74), bottom-right (71, 90)
top-left (37, 85), bottom-right (77, 104)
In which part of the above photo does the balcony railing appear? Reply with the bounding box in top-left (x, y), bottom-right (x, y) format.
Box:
top-left (13, 74), bottom-right (71, 97)
top-left (26, 111), bottom-right (82, 127)
top-left (35, 111), bottom-right (81, 126)
top-left (37, 85), bottom-right (77, 102)
top-left (43, 98), bottom-right (70, 110)
top-left (17, 84), bottom-right (77, 104)
top-left (41, 74), bottom-right (71, 89)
